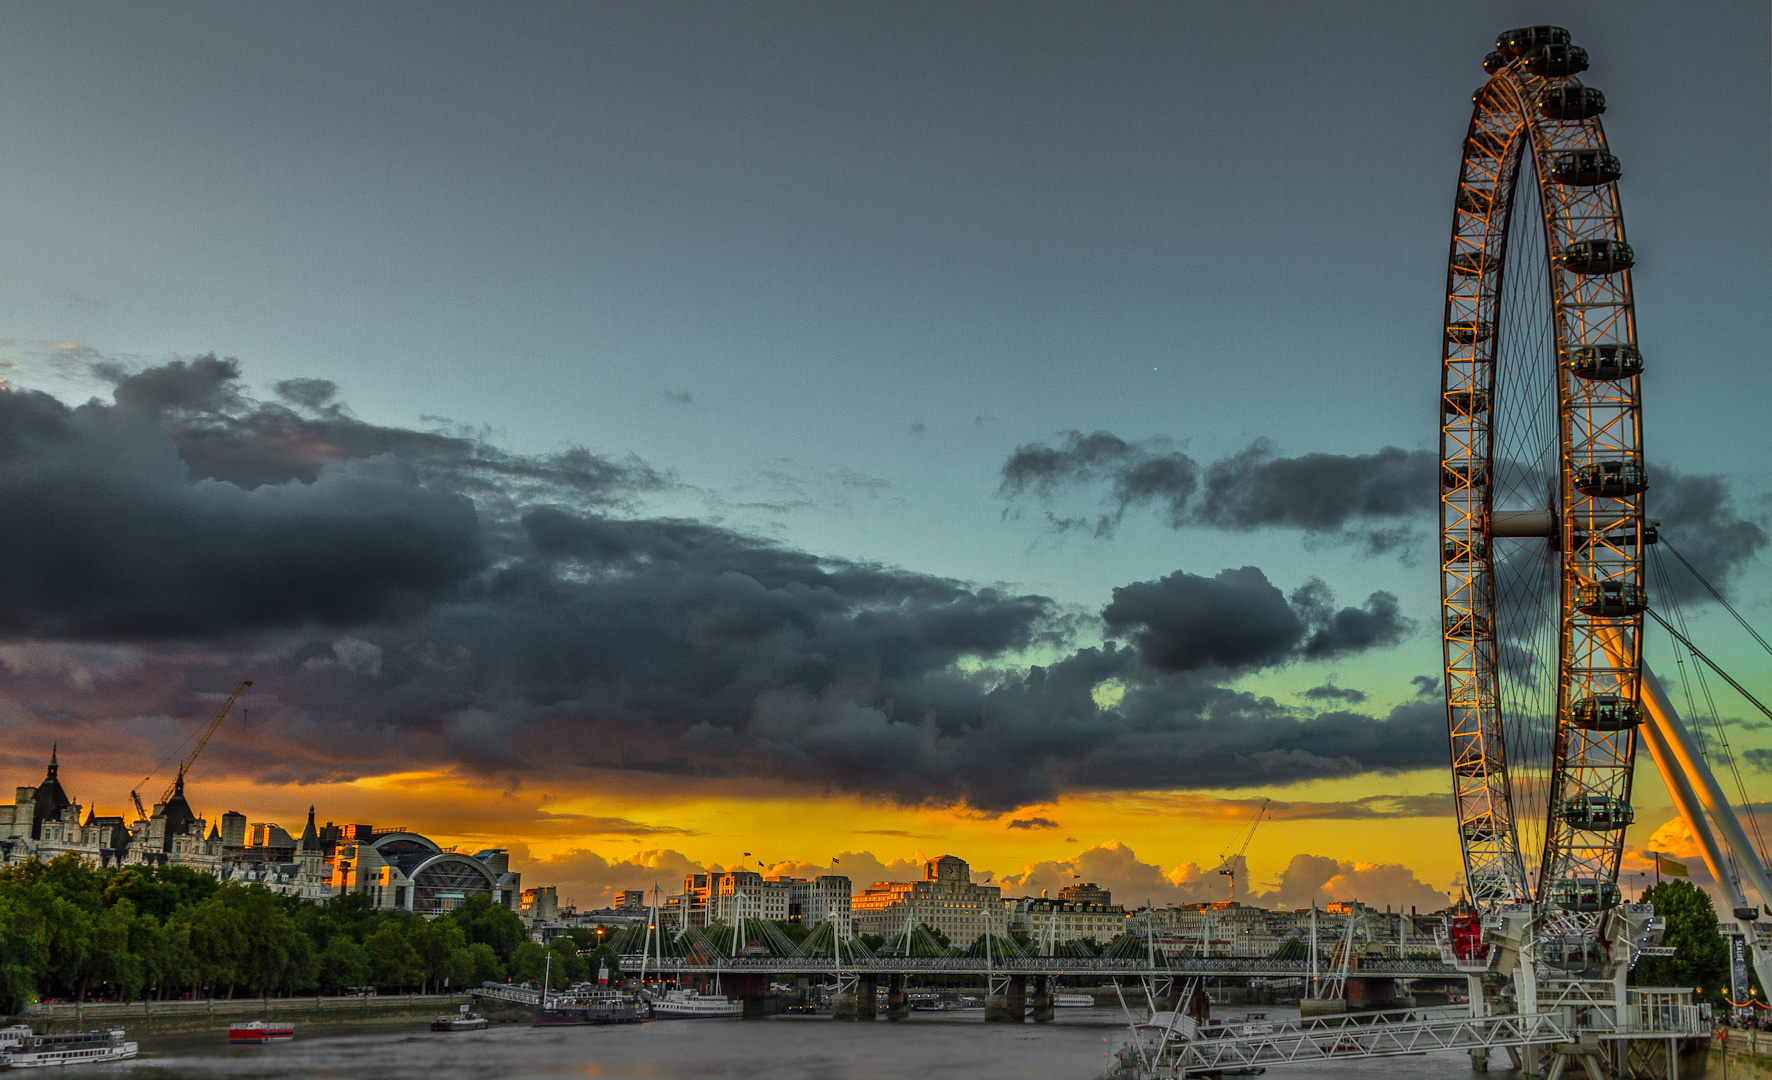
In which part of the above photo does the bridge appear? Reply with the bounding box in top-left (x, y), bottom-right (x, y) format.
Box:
top-left (616, 953), bottom-right (1460, 978)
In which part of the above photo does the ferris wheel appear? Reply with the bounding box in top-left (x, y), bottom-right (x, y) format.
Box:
top-left (1439, 26), bottom-right (1645, 924)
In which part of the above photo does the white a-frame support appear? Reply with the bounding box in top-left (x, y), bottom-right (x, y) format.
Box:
top-left (1600, 627), bottom-right (1772, 996)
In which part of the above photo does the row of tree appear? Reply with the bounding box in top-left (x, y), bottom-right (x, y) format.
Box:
top-left (0, 854), bottom-right (621, 1015)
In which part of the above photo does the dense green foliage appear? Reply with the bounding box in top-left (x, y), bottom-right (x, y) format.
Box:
top-left (1631, 879), bottom-right (1728, 1003)
top-left (0, 855), bottom-right (546, 1014)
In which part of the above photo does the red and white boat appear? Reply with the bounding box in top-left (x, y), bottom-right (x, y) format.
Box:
top-left (228, 1021), bottom-right (295, 1043)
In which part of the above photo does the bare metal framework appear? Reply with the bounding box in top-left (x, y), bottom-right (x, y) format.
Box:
top-left (1441, 30), bottom-right (1644, 928)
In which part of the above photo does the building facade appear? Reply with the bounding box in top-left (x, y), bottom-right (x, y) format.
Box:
top-left (124, 773), bottom-right (224, 874)
top-left (851, 855), bottom-right (1002, 943)
top-left (0, 750), bottom-right (128, 867)
top-left (1010, 896), bottom-right (1127, 945)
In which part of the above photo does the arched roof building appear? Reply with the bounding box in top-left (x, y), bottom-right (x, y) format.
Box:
top-left (330, 830), bottom-right (519, 915)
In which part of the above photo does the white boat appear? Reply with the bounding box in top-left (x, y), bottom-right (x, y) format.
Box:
top-left (645, 988), bottom-right (743, 1019)
top-left (431, 1011), bottom-right (490, 1031)
top-left (1054, 993), bottom-right (1095, 1008)
top-left (0, 1027), bottom-right (138, 1068)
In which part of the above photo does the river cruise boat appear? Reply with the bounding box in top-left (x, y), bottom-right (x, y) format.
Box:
top-left (1055, 993), bottom-right (1095, 1008)
top-left (0, 1027), bottom-right (138, 1068)
top-left (645, 988), bottom-right (742, 1019)
top-left (227, 1020), bottom-right (295, 1042)
top-left (531, 989), bottom-right (650, 1026)
top-left (431, 1011), bottom-right (490, 1031)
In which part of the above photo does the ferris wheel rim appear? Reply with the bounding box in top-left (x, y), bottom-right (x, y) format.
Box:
top-left (1440, 28), bottom-right (1647, 922)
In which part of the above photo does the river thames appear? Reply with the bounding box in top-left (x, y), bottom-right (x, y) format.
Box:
top-left (122, 1008), bottom-right (1496, 1080)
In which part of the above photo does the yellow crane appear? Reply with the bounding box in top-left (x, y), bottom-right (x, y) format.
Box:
top-left (1216, 798), bottom-right (1270, 902)
top-left (130, 680), bottom-right (251, 820)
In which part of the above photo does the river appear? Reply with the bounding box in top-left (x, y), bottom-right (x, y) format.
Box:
top-left (119, 1006), bottom-right (1499, 1080)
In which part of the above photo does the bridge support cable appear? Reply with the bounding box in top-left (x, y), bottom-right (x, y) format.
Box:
top-left (1600, 627), bottom-right (1772, 993)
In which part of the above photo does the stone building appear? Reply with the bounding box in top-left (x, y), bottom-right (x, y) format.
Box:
top-left (1010, 895), bottom-right (1128, 945)
top-left (124, 772), bottom-right (224, 874)
top-left (851, 855), bottom-right (1003, 943)
top-left (0, 750), bottom-right (129, 867)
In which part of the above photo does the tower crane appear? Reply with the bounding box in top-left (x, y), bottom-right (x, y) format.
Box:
top-left (1216, 798), bottom-right (1269, 903)
top-left (130, 680), bottom-right (251, 820)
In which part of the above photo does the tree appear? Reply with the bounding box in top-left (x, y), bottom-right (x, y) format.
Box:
top-left (461, 942), bottom-right (504, 985)
top-left (1632, 880), bottom-right (1728, 1003)
top-left (364, 923), bottom-right (422, 991)
top-left (410, 917), bottom-right (468, 993)
top-left (446, 895), bottom-right (526, 965)
top-left (317, 935), bottom-right (370, 993)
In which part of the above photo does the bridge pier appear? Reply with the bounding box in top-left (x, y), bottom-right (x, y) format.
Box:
top-left (885, 975), bottom-right (909, 1020)
top-left (856, 974), bottom-right (878, 1020)
top-left (985, 974), bottom-right (1027, 1022)
top-left (1029, 975), bottom-right (1053, 1023)
top-left (832, 983), bottom-right (857, 1021)
top-left (730, 973), bottom-right (769, 1020)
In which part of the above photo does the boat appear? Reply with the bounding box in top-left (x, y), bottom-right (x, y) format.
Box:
top-left (1055, 993), bottom-right (1095, 1008)
top-left (431, 1011), bottom-right (490, 1032)
top-left (228, 1020), bottom-right (295, 1043)
top-left (645, 988), bottom-right (742, 1019)
top-left (0, 1027), bottom-right (138, 1068)
top-left (531, 989), bottom-right (650, 1026)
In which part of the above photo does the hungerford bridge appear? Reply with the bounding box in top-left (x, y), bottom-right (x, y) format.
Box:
top-left (482, 26), bottom-right (1769, 1079)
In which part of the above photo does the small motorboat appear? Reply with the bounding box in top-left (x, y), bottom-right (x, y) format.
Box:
top-left (228, 1020), bottom-right (295, 1043)
top-left (431, 1011), bottom-right (490, 1031)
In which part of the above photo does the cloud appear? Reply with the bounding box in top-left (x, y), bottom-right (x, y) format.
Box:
top-left (517, 847), bottom-right (707, 909)
top-left (1124, 792), bottom-right (1452, 821)
top-left (1000, 432), bottom-right (1433, 550)
top-left (1003, 436), bottom-right (1769, 578)
top-left (1247, 854), bottom-right (1453, 911)
top-left (665, 390), bottom-right (694, 405)
top-left (1652, 464), bottom-right (1767, 603)
top-left (1303, 684), bottom-right (1367, 704)
top-left (1100, 567), bottom-right (1413, 674)
top-left (1007, 816), bottom-right (1060, 831)
top-left (0, 357), bottom-right (1447, 813)
top-left (1411, 675), bottom-right (1440, 698)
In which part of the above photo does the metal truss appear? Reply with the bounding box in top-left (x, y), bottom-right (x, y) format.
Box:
top-left (1441, 36), bottom-right (1643, 924)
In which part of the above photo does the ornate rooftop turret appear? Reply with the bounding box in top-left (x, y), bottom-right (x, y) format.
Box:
top-left (299, 806), bottom-right (322, 852)
top-left (31, 745), bottom-right (73, 839)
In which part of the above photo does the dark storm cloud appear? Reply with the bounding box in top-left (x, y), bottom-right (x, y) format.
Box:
top-left (1304, 684), bottom-right (1368, 704)
top-left (1000, 432), bottom-right (1433, 549)
top-left (0, 386), bottom-right (484, 638)
top-left (1007, 817), bottom-right (1059, 830)
top-left (1004, 434), bottom-right (1770, 588)
top-left (1651, 464), bottom-right (1767, 603)
top-left (1100, 567), bottom-right (1413, 674)
top-left (0, 359), bottom-right (1434, 811)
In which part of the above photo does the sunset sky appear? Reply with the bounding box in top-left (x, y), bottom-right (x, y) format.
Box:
top-left (0, 2), bottom-right (1768, 912)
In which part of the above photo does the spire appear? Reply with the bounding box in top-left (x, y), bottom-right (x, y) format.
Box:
top-left (174, 769), bottom-right (185, 796)
top-left (299, 805), bottom-right (321, 851)
top-left (46, 744), bottom-right (58, 779)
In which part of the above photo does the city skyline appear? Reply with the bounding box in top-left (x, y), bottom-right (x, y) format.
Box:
top-left (0, 4), bottom-right (1768, 917)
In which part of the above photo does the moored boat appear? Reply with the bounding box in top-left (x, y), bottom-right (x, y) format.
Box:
top-left (644, 988), bottom-right (742, 1019)
top-left (531, 989), bottom-right (650, 1026)
top-left (1055, 993), bottom-right (1096, 1008)
top-left (0, 1027), bottom-right (137, 1068)
top-left (228, 1020), bottom-right (295, 1043)
top-left (431, 1011), bottom-right (490, 1031)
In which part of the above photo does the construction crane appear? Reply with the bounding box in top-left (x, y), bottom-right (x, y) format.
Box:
top-left (130, 680), bottom-right (251, 820)
top-left (1216, 798), bottom-right (1270, 902)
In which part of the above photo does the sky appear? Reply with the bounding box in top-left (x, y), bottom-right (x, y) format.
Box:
top-left (0, 1), bottom-right (1767, 912)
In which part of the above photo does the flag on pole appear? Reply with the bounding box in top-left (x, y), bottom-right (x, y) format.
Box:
top-left (1657, 854), bottom-right (1690, 879)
